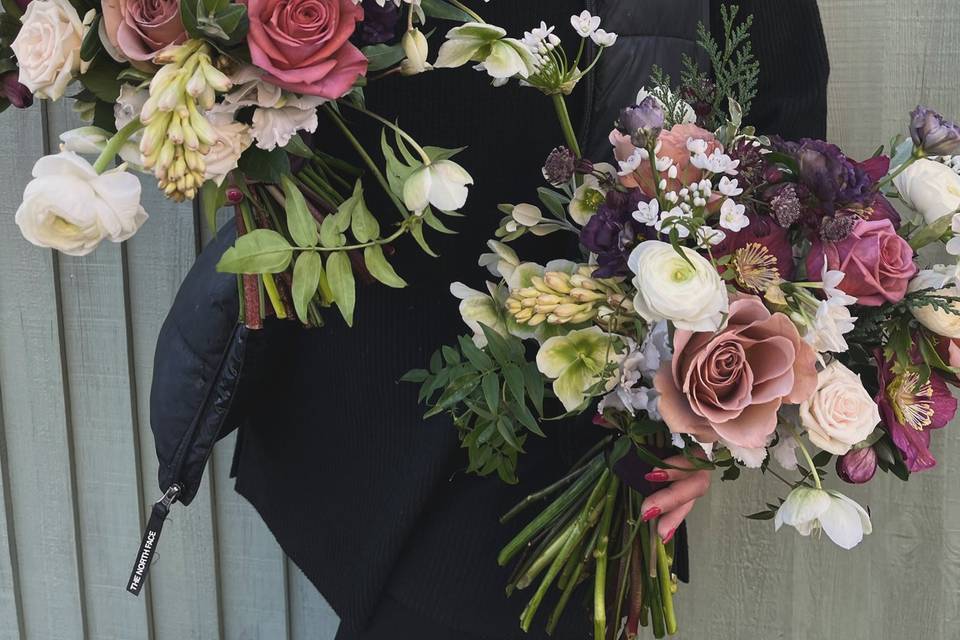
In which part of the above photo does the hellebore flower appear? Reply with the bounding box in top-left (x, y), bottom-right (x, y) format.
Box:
top-left (775, 486), bottom-right (872, 550)
top-left (836, 447), bottom-right (878, 484)
top-left (874, 349), bottom-right (958, 472)
top-left (403, 160), bottom-right (474, 214)
top-left (434, 22), bottom-right (536, 80)
top-left (910, 105), bottom-right (960, 156)
top-left (536, 326), bottom-right (623, 411)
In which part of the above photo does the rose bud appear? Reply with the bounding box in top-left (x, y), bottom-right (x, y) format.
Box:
top-left (910, 105), bottom-right (960, 156)
top-left (836, 447), bottom-right (878, 485)
top-left (1, 71), bottom-right (33, 109)
top-left (615, 96), bottom-right (664, 148)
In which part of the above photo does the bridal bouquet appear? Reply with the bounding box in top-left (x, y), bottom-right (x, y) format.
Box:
top-left (0, 0), bottom-right (556, 329)
top-left (409, 7), bottom-right (960, 638)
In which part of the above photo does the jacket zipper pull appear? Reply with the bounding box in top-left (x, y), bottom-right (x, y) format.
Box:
top-left (126, 483), bottom-right (181, 596)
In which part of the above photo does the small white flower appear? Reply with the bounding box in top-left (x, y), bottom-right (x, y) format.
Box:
top-left (805, 301), bottom-right (857, 353)
top-left (225, 66), bottom-right (283, 109)
top-left (655, 156), bottom-right (674, 172)
top-left (695, 225), bottom-right (726, 247)
top-left (114, 84), bottom-right (149, 131)
top-left (821, 266), bottom-right (858, 307)
top-left (570, 10), bottom-right (601, 37)
top-left (590, 28), bottom-right (617, 47)
top-left (721, 439), bottom-right (769, 468)
top-left (451, 281), bottom-right (507, 348)
top-left (633, 199), bottom-right (660, 226)
top-left (686, 137), bottom-right (709, 155)
top-left (691, 149), bottom-right (741, 175)
top-left (771, 433), bottom-right (799, 471)
top-left (775, 487), bottom-right (872, 550)
top-left (618, 148), bottom-right (648, 175)
top-left (717, 176), bottom-right (743, 197)
top-left (718, 199), bottom-right (749, 232)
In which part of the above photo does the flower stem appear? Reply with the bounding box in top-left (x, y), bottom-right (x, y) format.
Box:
top-left (593, 476), bottom-right (619, 640)
top-left (448, 0), bottom-right (484, 22)
top-left (323, 104), bottom-right (409, 220)
top-left (552, 93), bottom-right (582, 158)
top-left (339, 100), bottom-right (432, 165)
top-left (876, 151), bottom-right (921, 190)
top-left (656, 537), bottom-right (678, 635)
top-left (790, 427), bottom-right (823, 490)
top-left (92, 118), bottom-right (143, 174)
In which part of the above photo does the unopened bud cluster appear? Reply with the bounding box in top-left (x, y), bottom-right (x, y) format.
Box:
top-left (506, 266), bottom-right (631, 326)
top-left (139, 40), bottom-right (231, 201)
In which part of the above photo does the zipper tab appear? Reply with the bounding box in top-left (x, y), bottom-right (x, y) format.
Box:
top-left (126, 484), bottom-right (181, 596)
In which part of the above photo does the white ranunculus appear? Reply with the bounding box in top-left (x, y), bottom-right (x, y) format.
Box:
top-left (627, 240), bottom-right (728, 332)
top-left (204, 107), bottom-right (253, 186)
top-left (403, 160), bottom-right (473, 214)
top-left (894, 158), bottom-right (960, 224)
top-left (15, 151), bottom-right (148, 256)
top-left (800, 362), bottom-right (880, 455)
top-left (251, 95), bottom-right (326, 151)
top-left (11, 0), bottom-right (87, 100)
top-left (908, 265), bottom-right (960, 338)
top-left (775, 487), bottom-right (872, 550)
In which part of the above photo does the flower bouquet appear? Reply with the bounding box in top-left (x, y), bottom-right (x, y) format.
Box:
top-left (0, 0), bottom-right (578, 329)
top-left (408, 7), bottom-right (960, 638)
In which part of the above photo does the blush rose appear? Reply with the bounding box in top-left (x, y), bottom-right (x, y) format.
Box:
top-left (101, 0), bottom-right (186, 63)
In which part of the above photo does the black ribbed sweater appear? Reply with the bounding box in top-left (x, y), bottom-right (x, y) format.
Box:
top-left (225, 2), bottom-right (830, 639)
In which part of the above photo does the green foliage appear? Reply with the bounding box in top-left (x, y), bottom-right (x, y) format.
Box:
top-left (238, 146), bottom-right (292, 183)
top-left (292, 251), bottom-right (322, 324)
top-left (363, 42), bottom-right (406, 73)
top-left (181, 0), bottom-right (249, 46)
top-left (420, 0), bottom-right (472, 21)
top-left (281, 175), bottom-right (319, 248)
top-left (217, 229), bottom-right (294, 274)
top-left (325, 251), bottom-right (356, 325)
top-left (406, 326), bottom-right (549, 483)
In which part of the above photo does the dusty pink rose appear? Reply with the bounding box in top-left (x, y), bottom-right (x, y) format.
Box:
top-left (654, 296), bottom-right (818, 448)
top-left (245, 0), bottom-right (367, 98)
top-left (610, 123), bottom-right (722, 198)
top-left (807, 219), bottom-right (917, 307)
top-left (101, 0), bottom-right (187, 63)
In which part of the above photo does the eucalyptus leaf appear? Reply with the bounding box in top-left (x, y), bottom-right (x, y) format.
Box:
top-left (292, 251), bottom-right (322, 323)
top-left (326, 251), bottom-right (356, 326)
top-left (217, 229), bottom-right (293, 274)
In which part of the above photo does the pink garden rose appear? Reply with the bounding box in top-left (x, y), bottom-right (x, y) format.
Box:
top-left (654, 296), bottom-right (818, 448)
top-left (101, 0), bottom-right (187, 63)
top-left (807, 219), bottom-right (917, 307)
top-left (610, 123), bottom-right (722, 197)
top-left (245, 0), bottom-right (367, 99)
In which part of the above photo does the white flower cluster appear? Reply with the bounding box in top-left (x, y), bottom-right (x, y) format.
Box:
top-left (569, 10), bottom-right (617, 46)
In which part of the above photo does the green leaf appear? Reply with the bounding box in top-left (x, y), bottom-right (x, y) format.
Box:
top-left (744, 510), bottom-right (776, 521)
top-left (291, 251), bottom-right (322, 324)
top-left (281, 175), bottom-right (318, 247)
top-left (421, 208), bottom-right (457, 234)
top-left (536, 187), bottom-right (569, 220)
top-left (381, 130), bottom-right (417, 198)
top-left (80, 54), bottom-right (124, 102)
top-left (326, 252), bottom-right (356, 326)
top-left (482, 373), bottom-right (500, 413)
top-left (79, 14), bottom-right (102, 62)
top-left (721, 465), bottom-right (741, 481)
top-left (283, 134), bottom-right (314, 159)
top-left (423, 145), bottom-right (467, 163)
top-left (363, 42), bottom-right (406, 73)
top-left (213, 3), bottom-right (247, 37)
top-left (238, 146), bottom-right (291, 183)
top-left (1, 0), bottom-right (23, 19)
top-left (319, 216), bottom-right (345, 248)
top-left (347, 182), bottom-right (380, 243)
top-left (458, 335), bottom-right (493, 370)
top-left (410, 217), bottom-right (439, 257)
top-left (523, 362), bottom-right (544, 414)
top-left (502, 364), bottom-right (525, 404)
top-left (363, 245), bottom-right (407, 288)
top-left (400, 369), bottom-right (430, 383)
top-left (442, 345), bottom-right (460, 365)
top-left (199, 180), bottom-right (226, 234)
top-left (181, 0), bottom-right (201, 37)
top-left (217, 229), bottom-right (293, 274)
top-left (420, 0), bottom-right (471, 21)
top-left (481, 325), bottom-right (511, 366)
top-left (497, 416), bottom-right (523, 452)
top-left (811, 450), bottom-right (833, 469)
top-left (512, 402), bottom-right (544, 436)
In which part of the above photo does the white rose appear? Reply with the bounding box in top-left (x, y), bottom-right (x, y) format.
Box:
top-left (799, 361), bottom-right (880, 456)
top-left (15, 151), bottom-right (148, 256)
top-left (894, 158), bottom-right (960, 225)
top-left (11, 0), bottom-right (87, 101)
top-left (627, 240), bottom-right (728, 332)
top-left (908, 265), bottom-right (960, 338)
top-left (204, 107), bottom-right (253, 186)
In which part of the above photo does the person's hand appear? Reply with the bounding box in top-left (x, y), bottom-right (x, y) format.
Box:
top-left (639, 455), bottom-right (711, 542)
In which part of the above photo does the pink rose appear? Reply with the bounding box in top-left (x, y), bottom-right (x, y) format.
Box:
top-left (654, 296), bottom-right (818, 448)
top-left (807, 219), bottom-right (917, 307)
top-left (101, 0), bottom-right (187, 63)
top-left (610, 123), bottom-right (722, 198)
top-left (245, 0), bottom-right (367, 99)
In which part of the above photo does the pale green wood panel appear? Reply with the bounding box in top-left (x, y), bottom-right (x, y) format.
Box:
top-left (0, 103), bottom-right (86, 639)
top-left (0, 379), bottom-right (23, 639)
top-left (126, 176), bottom-right (224, 639)
top-left (288, 561), bottom-right (339, 640)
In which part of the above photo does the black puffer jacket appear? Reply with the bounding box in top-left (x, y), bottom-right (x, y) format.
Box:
top-left (147, 2), bottom-right (829, 638)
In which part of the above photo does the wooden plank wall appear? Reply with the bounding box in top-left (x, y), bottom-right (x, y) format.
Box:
top-left (0, 1), bottom-right (957, 638)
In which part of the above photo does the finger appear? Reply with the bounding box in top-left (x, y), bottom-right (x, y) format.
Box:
top-left (643, 454), bottom-right (705, 483)
top-left (656, 499), bottom-right (695, 542)
top-left (640, 469), bottom-right (710, 520)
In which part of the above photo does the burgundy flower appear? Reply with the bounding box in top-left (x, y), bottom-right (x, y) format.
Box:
top-left (714, 213), bottom-right (795, 283)
top-left (1, 71), bottom-right (32, 109)
top-left (806, 219), bottom-right (917, 306)
top-left (874, 349), bottom-right (957, 472)
top-left (836, 447), bottom-right (878, 484)
top-left (579, 188), bottom-right (645, 277)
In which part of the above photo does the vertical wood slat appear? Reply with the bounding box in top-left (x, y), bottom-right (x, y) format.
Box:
top-left (0, 368), bottom-right (24, 640)
top-left (0, 103), bottom-right (86, 639)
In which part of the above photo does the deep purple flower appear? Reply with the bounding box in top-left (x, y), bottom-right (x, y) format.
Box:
top-left (875, 349), bottom-right (957, 472)
top-left (615, 97), bottom-right (664, 148)
top-left (794, 139), bottom-right (873, 205)
top-left (836, 447), bottom-right (877, 484)
top-left (1, 71), bottom-right (32, 109)
top-left (579, 188), bottom-right (645, 277)
top-left (356, 0), bottom-right (400, 45)
top-left (910, 105), bottom-right (960, 156)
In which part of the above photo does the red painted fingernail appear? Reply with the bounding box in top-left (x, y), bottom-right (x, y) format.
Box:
top-left (641, 507), bottom-right (662, 522)
top-left (645, 470), bottom-right (669, 482)
top-left (662, 527), bottom-right (676, 544)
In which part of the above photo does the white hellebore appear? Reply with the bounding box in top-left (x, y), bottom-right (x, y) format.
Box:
top-left (908, 265), bottom-right (960, 338)
top-left (894, 158), bottom-right (960, 225)
top-left (403, 160), bottom-right (473, 214)
top-left (478, 240), bottom-right (519, 280)
top-left (11, 0), bottom-right (90, 100)
top-left (450, 281), bottom-right (507, 348)
top-left (435, 23), bottom-right (536, 80)
top-left (799, 361), bottom-right (880, 455)
top-left (400, 28), bottom-right (431, 76)
top-left (775, 486), bottom-right (872, 550)
top-left (627, 240), bottom-right (728, 331)
top-left (15, 151), bottom-right (148, 256)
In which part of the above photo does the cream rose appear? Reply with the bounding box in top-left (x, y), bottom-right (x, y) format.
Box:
top-left (894, 158), bottom-right (960, 225)
top-left (799, 361), bottom-right (880, 455)
top-left (15, 151), bottom-right (148, 256)
top-left (11, 0), bottom-right (88, 101)
top-left (627, 240), bottom-right (728, 331)
top-left (908, 265), bottom-right (960, 338)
